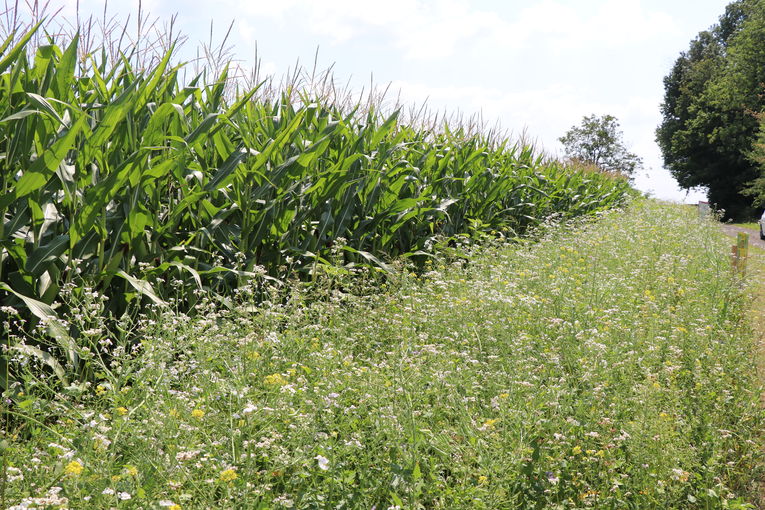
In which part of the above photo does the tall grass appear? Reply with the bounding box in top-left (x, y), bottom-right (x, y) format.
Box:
top-left (3, 201), bottom-right (762, 509)
top-left (0, 14), bottom-right (632, 389)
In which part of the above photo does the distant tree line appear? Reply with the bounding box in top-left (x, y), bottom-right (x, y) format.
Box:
top-left (657, 0), bottom-right (765, 220)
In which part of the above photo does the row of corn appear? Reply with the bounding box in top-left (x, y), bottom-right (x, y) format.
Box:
top-left (0, 25), bottom-right (632, 367)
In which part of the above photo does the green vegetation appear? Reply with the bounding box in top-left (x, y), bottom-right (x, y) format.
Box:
top-left (2, 7), bottom-right (763, 510)
top-left (3, 201), bottom-right (764, 509)
top-left (656, 0), bottom-right (765, 220)
top-left (558, 114), bottom-right (643, 178)
top-left (0, 22), bottom-right (631, 390)
top-left (732, 222), bottom-right (759, 230)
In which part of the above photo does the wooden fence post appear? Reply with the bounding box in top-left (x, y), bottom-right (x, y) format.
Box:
top-left (732, 232), bottom-right (749, 275)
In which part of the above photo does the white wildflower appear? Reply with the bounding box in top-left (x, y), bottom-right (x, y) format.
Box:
top-left (315, 455), bottom-right (330, 471)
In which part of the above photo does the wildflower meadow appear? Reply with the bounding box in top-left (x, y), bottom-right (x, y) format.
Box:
top-left (2, 6), bottom-right (765, 509)
top-left (3, 200), bottom-right (764, 509)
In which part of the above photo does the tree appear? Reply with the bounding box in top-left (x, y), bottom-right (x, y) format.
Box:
top-left (558, 114), bottom-right (643, 177)
top-left (743, 113), bottom-right (765, 205)
top-left (657, 0), bottom-right (765, 220)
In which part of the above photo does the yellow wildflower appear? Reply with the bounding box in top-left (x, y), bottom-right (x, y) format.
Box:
top-left (116, 407), bottom-right (128, 416)
top-left (124, 465), bottom-right (138, 477)
top-left (64, 460), bottom-right (84, 476)
top-left (263, 373), bottom-right (287, 386)
top-left (191, 409), bottom-right (205, 419)
top-left (219, 469), bottom-right (238, 482)
top-left (572, 445), bottom-right (582, 455)
top-left (482, 418), bottom-right (499, 430)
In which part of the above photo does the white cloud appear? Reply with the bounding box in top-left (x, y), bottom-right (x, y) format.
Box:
top-left (224, 0), bottom-right (678, 62)
top-left (224, 0), bottom-right (508, 60)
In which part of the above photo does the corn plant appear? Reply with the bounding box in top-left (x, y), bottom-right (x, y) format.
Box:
top-left (0, 24), bottom-right (633, 388)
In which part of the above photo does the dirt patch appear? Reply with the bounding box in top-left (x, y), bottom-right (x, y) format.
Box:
top-left (721, 224), bottom-right (765, 249)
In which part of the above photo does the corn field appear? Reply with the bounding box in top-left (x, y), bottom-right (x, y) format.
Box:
top-left (0, 25), bottom-right (631, 349)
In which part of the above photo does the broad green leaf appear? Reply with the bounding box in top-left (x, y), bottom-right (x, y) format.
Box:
top-left (51, 33), bottom-right (79, 100)
top-left (86, 79), bottom-right (140, 148)
top-left (0, 283), bottom-right (75, 359)
top-left (0, 109), bottom-right (43, 123)
top-left (115, 271), bottom-right (167, 307)
top-left (184, 112), bottom-right (219, 146)
top-left (133, 45), bottom-right (176, 112)
top-left (342, 246), bottom-right (392, 273)
top-left (0, 115), bottom-right (86, 210)
top-left (25, 234), bottom-right (69, 277)
top-left (370, 110), bottom-right (400, 146)
top-left (205, 146), bottom-right (252, 191)
top-left (168, 261), bottom-right (202, 288)
top-left (71, 153), bottom-right (142, 246)
top-left (13, 344), bottom-right (68, 385)
top-left (142, 102), bottom-right (185, 146)
top-left (0, 21), bottom-right (42, 75)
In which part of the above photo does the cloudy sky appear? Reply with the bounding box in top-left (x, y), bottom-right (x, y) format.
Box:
top-left (55, 0), bottom-right (732, 202)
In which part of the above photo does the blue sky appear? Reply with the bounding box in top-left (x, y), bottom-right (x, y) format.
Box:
top-left (55, 0), bottom-right (733, 202)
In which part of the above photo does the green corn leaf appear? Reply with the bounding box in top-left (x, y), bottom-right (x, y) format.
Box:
top-left (0, 283), bottom-right (77, 365)
top-left (0, 109), bottom-right (43, 123)
top-left (128, 208), bottom-right (151, 239)
top-left (26, 93), bottom-right (67, 127)
top-left (296, 134), bottom-right (333, 167)
top-left (51, 33), bottom-right (79, 100)
top-left (12, 344), bottom-right (68, 385)
top-left (0, 21), bottom-right (42, 75)
top-left (142, 102), bottom-right (185, 146)
top-left (71, 153), bottom-right (142, 246)
top-left (0, 28), bottom-right (15, 58)
top-left (184, 112), bottom-right (219, 146)
top-left (168, 261), bottom-right (203, 288)
top-left (205, 146), bottom-right (252, 191)
top-left (0, 282), bottom-right (58, 323)
top-left (115, 271), bottom-right (167, 307)
top-left (370, 110), bottom-right (400, 146)
top-left (86, 79), bottom-right (140, 148)
top-left (341, 246), bottom-right (392, 273)
top-left (0, 115), bottom-right (86, 210)
top-left (133, 45), bottom-right (176, 112)
top-left (25, 234), bottom-right (69, 277)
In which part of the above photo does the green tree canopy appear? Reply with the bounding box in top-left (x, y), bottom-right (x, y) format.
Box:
top-left (558, 114), bottom-right (642, 177)
top-left (657, 0), bottom-right (765, 219)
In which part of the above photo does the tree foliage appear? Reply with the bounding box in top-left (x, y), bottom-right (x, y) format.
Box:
top-left (657, 0), bottom-right (765, 219)
top-left (558, 114), bottom-right (642, 177)
top-left (743, 113), bottom-right (765, 205)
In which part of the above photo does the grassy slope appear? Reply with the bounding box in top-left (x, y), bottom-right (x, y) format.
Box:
top-left (4, 200), bottom-right (765, 509)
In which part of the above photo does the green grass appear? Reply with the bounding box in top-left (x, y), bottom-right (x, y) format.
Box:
top-left (732, 222), bottom-right (759, 231)
top-left (3, 199), bottom-right (764, 509)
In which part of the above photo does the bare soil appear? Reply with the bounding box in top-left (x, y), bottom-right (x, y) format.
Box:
top-left (721, 224), bottom-right (765, 249)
